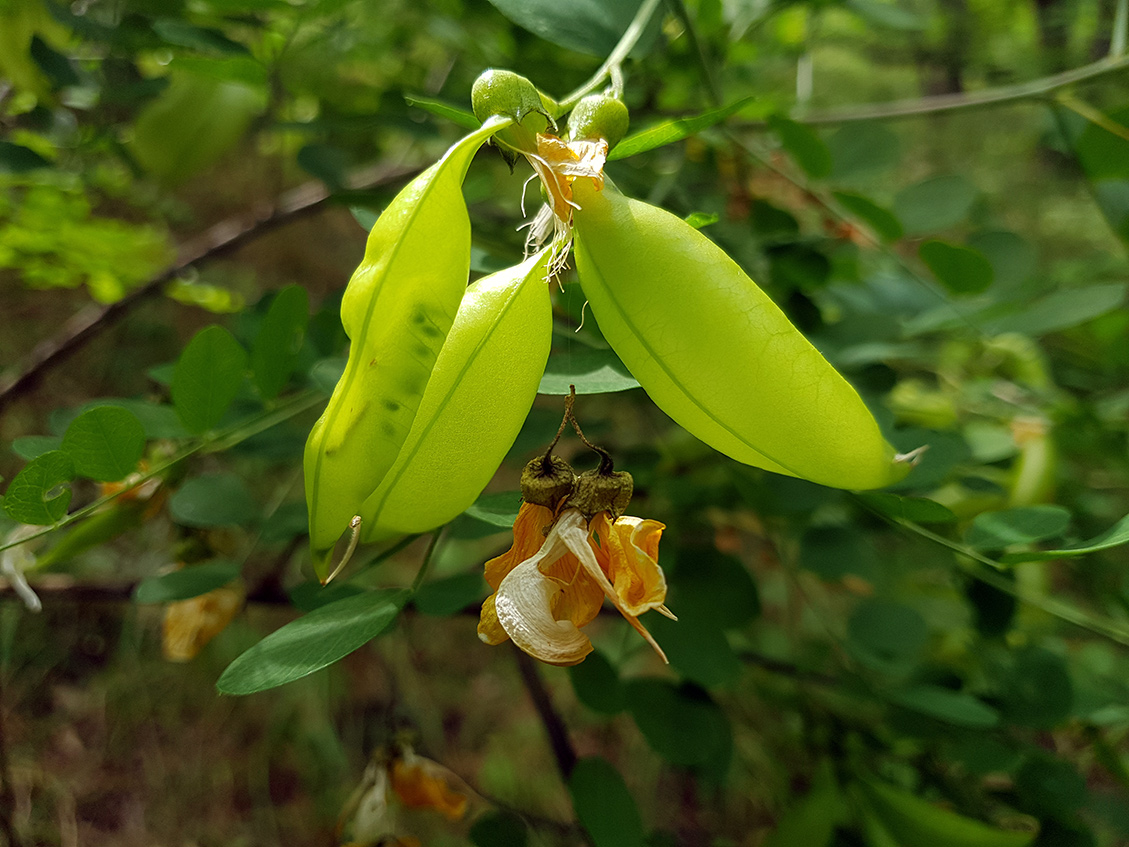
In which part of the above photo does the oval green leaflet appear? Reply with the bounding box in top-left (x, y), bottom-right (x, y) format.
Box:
top-left (360, 250), bottom-right (553, 539)
top-left (303, 117), bottom-right (510, 571)
top-left (571, 181), bottom-right (907, 490)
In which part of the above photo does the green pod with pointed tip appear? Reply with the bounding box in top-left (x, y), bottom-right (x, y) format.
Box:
top-left (571, 182), bottom-right (906, 491)
top-left (359, 252), bottom-right (552, 538)
top-left (304, 119), bottom-right (508, 564)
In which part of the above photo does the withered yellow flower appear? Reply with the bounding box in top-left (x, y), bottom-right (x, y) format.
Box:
top-left (478, 502), bottom-right (673, 666)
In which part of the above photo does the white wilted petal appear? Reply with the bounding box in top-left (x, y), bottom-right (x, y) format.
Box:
top-left (494, 559), bottom-right (593, 666)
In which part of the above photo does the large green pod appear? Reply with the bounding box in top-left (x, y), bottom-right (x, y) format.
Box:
top-left (304, 119), bottom-right (507, 562)
top-left (571, 182), bottom-right (905, 490)
top-left (360, 252), bottom-right (552, 538)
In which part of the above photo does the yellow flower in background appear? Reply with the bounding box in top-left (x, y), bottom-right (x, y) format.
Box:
top-left (477, 502), bottom-right (674, 666)
top-left (162, 584), bottom-right (243, 662)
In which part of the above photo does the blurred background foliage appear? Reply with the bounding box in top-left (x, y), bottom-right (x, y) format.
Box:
top-left (2, 0), bottom-right (1129, 844)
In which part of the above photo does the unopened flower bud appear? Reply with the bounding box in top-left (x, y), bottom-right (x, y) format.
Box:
top-left (567, 94), bottom-right (629, 150)
top-left (471, 69), bottom-right (552, 157)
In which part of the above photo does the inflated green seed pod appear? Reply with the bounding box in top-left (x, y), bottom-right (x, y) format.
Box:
top-left (567, 93), bottom-right (629, 150)
top-left (303, 118), bottom-right (508, 568)
top-left (571, 181), bottom-right (908, 491)
top-left (359, 251), bottom-right (553, 538)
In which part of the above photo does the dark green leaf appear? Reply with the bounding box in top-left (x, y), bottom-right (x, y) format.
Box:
top-left (847, 599), bottom-right (928, 672)
top-left (610, 97), bottom-right (756, 161)
top-left (764, 763), bottom-right (842, 847)
top-left (216, 588), bottom-right (408, 694)
top-left (260, 501), bottom-right (309, 544)
top-left (2, 451), bottom-right (75, 525)
top-left (670, 546), bottom-right (759, 629)
top-left (134, 560), bottom-right (242, 604)
top-left (11, 436), bottom-right (63, 461)
top-left (30, 36), bottom-right (80, 87)
top-left (648, 614), bottom-right (740, 688)
top-left (966, 505), bottom-right (1071, 551)
top-left (296, 143), bottom-right (349, 190)
top-left (251, 285), bottom-right (309, 400)
top-left (413, 573), bottom-right (484, 616)
top-left (540, 347), bottom-right (640, 395)
top-left (889, 684), bottom-right (1000, 728)
top-left (800, 525), bottom-right (875, 581)
top-left (625, 679), bottom-right (731, 768)
top-left (893, 175), bottom-right (978, 235)
top-left (856, 493), bottom-right (957, 524)
top-left (463, 490), bottom-right (521, 528)
top-left (1000, 647), bottom-right (1073, 728)
top-left (470, 811), bottom-right (528, 847)
top-left (833, 192), bottom-right (904, 241)
top-left (568, 649), bottom-right (626, 714)
top-left (310, 357), bottom-right (347, 394)
top-left (919, 240), bottom-right (994, 295)
top-left (827, 122), bottom-right (900, 179)
top-left (486, 0), bottom-right (661, 58)
top-left (982, 282), bottom-right (1127, 336)
top-left (568, 757), bottom-right (645, 847)
top-left (169, 472), bottom-right (256, 527)
top-left (152, 19), bottom-right (250, 54)
top-left (769, 115), bottom-right (832, 179)
top-left (171, 325), bottom-right (248, 433)
top-left (1001, 512), bottom-right (1129, 563)
top-left (404, 95), bottom-right (480, 129)
top-left (60, 406), bottom-right (146, 482)
top-left (288, 581), bottom-right (366, 613)
top-left (966, 230), bottom-right (1036, 290)
top-left (0, 141), bottom-right (52, 173)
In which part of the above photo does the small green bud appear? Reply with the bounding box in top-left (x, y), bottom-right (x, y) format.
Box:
top-left (566, 467), bottom-right (633, 521)
top-left (567, 94), bottom-right (630, 150)
top-left (471, 69), bottom-right (552, 158)
top-left (521, 455), bottom-right (576, 509)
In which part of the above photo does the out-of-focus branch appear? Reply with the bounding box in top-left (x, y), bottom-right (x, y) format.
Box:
top-left (0, 162), bottom-right (420, 412)
top-left (513, 647), bottom-right (578, 782)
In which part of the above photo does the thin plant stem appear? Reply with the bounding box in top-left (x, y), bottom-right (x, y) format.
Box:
top-left (409, 530), bottom-right (444, 594)
top-left (513, 647), bottom-right (578, 782)
top-left (559, 0), bottom-right (664, 110)
top-left (1056, 91), bottom-right (1129, 142)
top-left (1113, 0), bottom-right (1129, 58)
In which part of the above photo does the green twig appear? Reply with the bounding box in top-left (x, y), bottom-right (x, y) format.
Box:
top-left (0, 389), bottom-right (324, 557)
top-left (409, 529), bottom-right (444, 594)
top-left (771, 54), bottom-right (1129, 126)
top-left (559, 0), bottom-right (665, 110)
top-left (1056, 91), bottom-right (1129, 142)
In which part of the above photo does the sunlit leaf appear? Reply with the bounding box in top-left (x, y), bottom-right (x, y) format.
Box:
top-left (405, 94), bottom-right (480, 129)
top-left (610, 97), bottom-right (756, 161)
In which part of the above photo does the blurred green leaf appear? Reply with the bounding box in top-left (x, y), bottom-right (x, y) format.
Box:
top-left (569, 757), bottom-right (645, 847)
top-left (764, 763), bottom-right (842, 847)
top-left (894, 175), bottom-right (978, 235)
top-left (847, 599), bottom-right (928, 673)
top-left (216, 588), bottom-right (408, 694)
top-left (1001, 512), bottom-right (1129, 563)
top-left (413, 573), bottom-right (484, 616)
top-left (30, 36), bottom-right (79, 87)
top-left (540, 347), bottom-right (639, 394)
top-left (625, 679), bottom-right (731, 768)
top-left (569, 649), bottom-right (626, 714)
top-left (648, 613), bottom-right (740, 687)
top-left (800, 525), bottom-right (875, 580)
top-left (919, 240), bottom-right (994, 295)
top-left (965, 505), bottom-right (1071, 551)
top-left (251, 285), bottom-right (309, 400)
top-left (984, 282), bottom-right (1127, 336)
top-left (670, 546), bottom-right (759, 629)
top-left (827, 122), bottom-right (900, 179)
top-left (1001, 647), bottom-right (1073, 728)
top-left (0, 140), bottom-right (52, 172)
top-left (60, 406), bottom-right (146, 482)
top-left (470, 810), bottom-right (528, 847)
top-left (966, 230), bottom-right (1036, 290)
top-left (11, 436), bottom-right (62, 461)
top-left (833, 192), bottom-right (904, 242)
top-left (171, 325), bottom-right (248, 434)
top-left (684, 211), bottom-right (719, 229)
top-left (856, 493), bottom-right (957, 524)
top-left (845, 0), bottom-right (927, 30)
top-left (889, 684), bottom-right (1000, 728)
top-left (169, 472), bottom-right (256, 527)
top-left (134, 561), bottom-right (242, 604)
top-left (486, 0), bottom-right (661, 58)
top-left (152, 19), bottom-right (250, 54)
top-left (296, 143), bottom-right (350, 190)
top-left (769, 115), bottom-right (832, 178)
top-left (463, 490), bottom-right (521, 528)
top-left (2, 450), bottom-right (74, 525)
top-left (405, 95), bottom-right (480, 129)
top-left (610, 97), bottom-right (756, 161)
